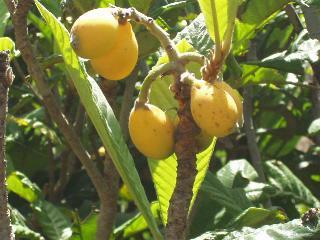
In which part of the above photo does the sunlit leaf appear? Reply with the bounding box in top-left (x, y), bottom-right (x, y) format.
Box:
top-left (7, 171), bottom-right (40, 203)
top-left (198, 0), bottom-right (241, 42)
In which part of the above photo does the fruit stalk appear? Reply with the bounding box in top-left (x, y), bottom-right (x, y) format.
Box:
top-left (138, 53), bottom-right (204, 104)
top-left (114, 7), bottom-right (180, 62)
top-left (0, 51), bottom-right (15, 240)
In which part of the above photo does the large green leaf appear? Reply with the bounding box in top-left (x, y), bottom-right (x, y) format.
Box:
top-left (234, 0), bottom-right (290, 54)
top-left (216, 159), bottom-right (258, 188)
top-left (7, 171), bottom-right (40, 203)
top-left (148, 141), bottom-right (216, 224)
top-left (32, 200), bottom-right (72, 240)
top-left (198, 0), bottom-right (241, 42)
top-left (216, 160), bottom-right (275, 203)
top-left (201, 172), bottom-right (252, 215)
top-left (193, 216), bottom-right (320, 240)
top-left (34, 2), bottom-right (162, 239)
top-left (226, 207), bottom-right (285, 229)
top-left (265, 160), bottom-right (320, 207)
top-left (175, 14), bottom-right (213, 56)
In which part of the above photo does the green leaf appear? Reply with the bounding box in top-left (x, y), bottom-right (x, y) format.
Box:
top-left (98, 0), bottom-right (115, 7)
top-left (32, 200), bottom-right (72, 240)
top-left (71, 212), bottom-right (98, 240)
top-left (265, 160), bottom-right (320, 207)
top-left (12, 225), bottom-right (44, 240)
top-left (0, 1), bottom-right (10, 37)
top-left (150, 1), bottom-right (191, 18)
top-left (244, 39), bottom-right (320, 75)
top-left (7, 171), bottom-right (40, 203)
top-left (175, 14), bottom-right (213, 56)
top-left (28, 12), bottom-right (52, 41)
top-left (148, 141), bottom-right (216, 224)
top-left (193, 216), bottom-right (320, 240)
top-left (129, 0), bottom-right (153, 13)
top-left (0, 37), bottom-right (16, 59)
top-left (234, 0), bottom-right (290, 54)
top-left (227, 207), bottom-right (284, 229)
top-left (216, 159), bottom-right (258, 188)
top-left (201, 172), bottom-right (252, 215)
top-left (114, 202), bottom-right (161, 238)
top-left (308, 118), bottom-right (320, 136)
top-left (216, 160), bottom-right (275, 202)
top-left (241, 65), bottom-right (286, 85)
top-left (198, 0), bottom-right (241, 42)
top-left (34, 2), bottom-right (162, 239)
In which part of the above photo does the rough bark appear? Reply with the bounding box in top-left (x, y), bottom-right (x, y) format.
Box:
top-left (0, 51), bottom-right (15, 240)
top-left (165, 73), bottom-right (199, 240)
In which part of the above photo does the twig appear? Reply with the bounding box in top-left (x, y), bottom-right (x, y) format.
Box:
top-left (244, 42), bottom-right (271, 207)
top-left (4, 0), bottom-right (111, 228)
top-left (284, 4), bottom-right (303, 33)
top-left (119, 62), bottom-right (140, 140)
top-left (94, 77), bottom-right (121, 239)
top-left (113, 7), bottom-right (180, 62)
top-left (0, 51), bottom-right (15, 240)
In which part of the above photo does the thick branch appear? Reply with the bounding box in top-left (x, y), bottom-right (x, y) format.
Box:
top-left (166, 72), bottom-right (199, 240)
top-left (0, 51), bottom-right (15, 240)
top-left (5, 0), bottom-right (108, 209)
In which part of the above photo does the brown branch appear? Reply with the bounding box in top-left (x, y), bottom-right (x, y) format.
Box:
top-left (243, 86), bottom-right (267, 183)
top-left (96, 154), bottom-right (119, 240)
top-left (119, 63), bottom-right (139, 140)
top-left (0, 51), bottom-right (15, 240)
top-left (166, 73), bottom-right (199, 240)
top-left (4, 0), bottom-right (113, 229)
top-left (244, 42), bottom-right (271, 208)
